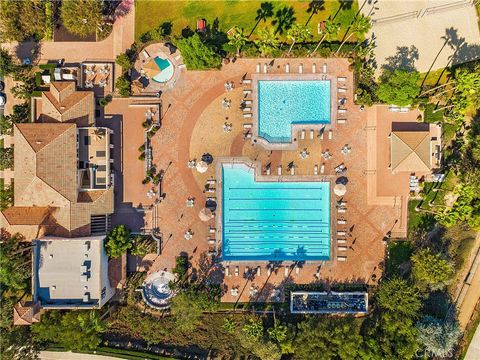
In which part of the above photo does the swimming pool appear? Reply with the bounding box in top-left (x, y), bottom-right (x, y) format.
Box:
top-left (257, 80), bottom-right (331, 143)
top-left (222, 163), bottom-right (330, 261)
top-left (152, 56), bottom-right (174, 83)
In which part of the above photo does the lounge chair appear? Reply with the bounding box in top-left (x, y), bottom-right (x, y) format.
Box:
top-left (178, 64), bottom-right (186, 69)
top-left (337, 219), bottom-right (347, 225)
top-left (266, 166), bottom-right (271, 175)
top-left (337, 256), bottom-right (347, 262)
top-left (245, 132), bottom-right (252, 139)
top-left (284, 267), bottom-right (289, 277)
top-left (315, 267), bottom-right (320, 278)
top-left (389, 106), bottom-right (400, 112)
top-left (225, 266), bottom-right (230, 276)
top-left (314, 165), bottom-right (318, 175)
top-left (295, 266), bottom-right (300, 275)
top-left (285, 63), bottom-right (290, 73)
top-left (207, 196), bottom-right (216, 201)
top-left (209, 227), bottom-right (216, 233)
top-left (319, 130), bottom-right (324, 140)
top-left (174, 54), bottom-right (182, 61)
top-left (263, 63), bottom-right (268, 73)
top-left (299, 63), bottom-right (303, 74)
top-left (337, 231), bottom-right (346, 236)
top-left (290, 165), bottom-right (295, 175)
top-left (242, 79), bottom-right (252, 85)
top-left (206, 179), bottom-right (216, 185)
top-left (243, 123), bottom-right (253, 129)
top-left (244, 100), bottom-right (252, 105)
top-left (256, 63), bottom-right (261, 73)
top-left (245, 266), bottom-right (249, 275)
top-left (400, 107), bottom-right (410, 113)
top-left (320, 163), bottom-right (325, 174)
top-left (277, 165), bottom-right (282, 175)
top-left (235, 266), bottom-right (239, 276)
top-left (312, 63), bottom-right (316, 73)
top-left (338, 108), bottom-right (347, 114)
top-left (338, 88), bottom-right (347, 93)
top-left (243, 107), bottom-right (252, 112)
top-left (310, 129), bottom-right (314, 140)
top-left (337, 76), bottom-right (347, 82)
top-left (328, 129), bottom-right (333, 140)
top-left (243, 113), bottom-right (253, 118)
top-left (141, 49), bottom-right (150, 60)
top-left (322, 63), bottom-right (327, 74)
top-left (268, 267), bottom-right (272, 276)
top-left (257, 266), bottom-right (261, 276)
top-left (338, 207), bottom-right (346, 213)
top-left (337, 239), bottom-right (347, 244)
top-left (208, 239), bottom-right (215, 245)
top-left (337, 119), bottom-right (347, 125)
top-left (338, 246), bottom-right (348, 252)
top-left (243, 89), bottom-right (252, 95)
top-left (301, 129), bottom-right (305, 140)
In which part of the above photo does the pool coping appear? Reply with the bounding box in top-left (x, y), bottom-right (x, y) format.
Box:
top-left (215, 157), bottom-right (337, 266)
top-left (249, 73), bottom-right (338, 151)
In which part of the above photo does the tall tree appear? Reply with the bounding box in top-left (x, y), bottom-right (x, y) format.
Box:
top-left (228, 27), bottom-right (248, 57)
top-left (255, 28), bottom-right (279, 57)
top-left (335, 14), bottom-right (371, 55)
top-left (61, 0), bottom-right (104, 38)
top-left (176, 33), bottom-right (221, 70)
top-left (311, 19), bottom-right (340, 55)
top-left (104, 224), bottom-right (132, 258)
top-left (286, 24), bottom-right (311, 55)
top-left (272, 6), bottom-right (296, 35)
top-left (411, 248), bottom-right (454, 291)
top-left (0, 147), bottom-right (14, 169)
top-left (376, 278), bottom-right (422, 318)
top-left (417, 316), bottom-right (461, 358)
top-left (376, 69), bottom-right (420, 106)
top-left (0, 1), bottom-right (46, 42)
top-left (249, 2), bottom-right (274, 37)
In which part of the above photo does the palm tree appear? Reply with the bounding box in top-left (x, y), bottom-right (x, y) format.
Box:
top-left (305, 0), bottom-right (325, 25)
top-left (272, 6), bottom-right (296, 35)
top-left (335, 14), bottom-right (371, 55)
top-left (286, 24), bottom-right (311, 55)
top-left (255, 28), bottom-right (279, 57)
top-left (228, 27), bottom-right (248, 57)
top-left (311, 19), bottom-right (340, 55)
top-left (249, 2), bottom-right (274, 37)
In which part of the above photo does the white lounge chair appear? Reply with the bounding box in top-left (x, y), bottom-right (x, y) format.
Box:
top-left (243, 89), bottom-right (252, 95)
top-left (285, 63), bottom-right (290, 73)
top-left (141, 49), bottom-right (150, 60)
top-left (338, 108), bottom-right (347, 114)
top-left (338, 219), bottom-right (347, 225)
top-left (243, 113), bottom-right (252, 118)
top-left (337, 119), bottom-right (346, 125)
top-left (244, 100), bottom-right (252, 105)
top-left (337, 256), bottom-right (347, 262)
top-left (310, 129), bottom-right (314, 140)
top-left (266, 166), bottom-right (271, 175)
top-left (337, 239), bottom-right (347, 244)
top-left (256, 63), bottom-right (261, 73)
top-left (242, 79), bottom-right (252, 85)
top-left (243, 107), bottom-right (252, 112)
top-left (322, 63), bottom-right (327, 74)
top-left (243, 123), bottom-right (253, 129)
top-left (245, 132), bottom-right (252, 139)
top-left (338, 208), bottom-right (346, 213)
top-left (284, 267), bottom-right (289, 277)
top-left (277, 165), bottom-right (282, 175)
top-left (178, 64), bottom-right (186, 69)
top-left (207, 179), bottom-right (216, 185)
top-left (301, 129), bottom-right (305, 140)
top-left (320, 163), bottom-right (325, 174)
top-left (263, 63), bottom-right (268, 73)
top-left (235, 266), bottom-right (239, 276)
top-left (268, 267), bottom-right (272, 276)
top-left (295, 266), bottom-right (300, 275)
top-left (338, 246), bottom-right (348, 252)
top-left (338, 88), bottom-right (347, 93)
top-left (312, 63), bottom-right (316, 73)
top-left (257, 266), bottom-right (261, 276)
top-left (337, 77), bottom-right (347, 82)
top-left (337, 231), bottom-right (346, 236)
top-left (290, 165), bottom-right (295, 175)
top-left (225, 266), bottom-right (230, 276)
top-left (328, 129), bottom-right (333, 140)
top-left (208, 239), bottom-right (215, 245)
top-left (209, 227), bottom-right (216, 233)
top-left (314, 165), bottom-right (318, 175)
top-left (299, 63), bottom-right (303, 74)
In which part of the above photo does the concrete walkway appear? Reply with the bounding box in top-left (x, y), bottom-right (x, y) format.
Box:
top-left (40, 351), bottom-right (120, 360)
top-left (465, 324), bottom-right (480, 360)
top-left (361, 0), bottom-right (480, 74)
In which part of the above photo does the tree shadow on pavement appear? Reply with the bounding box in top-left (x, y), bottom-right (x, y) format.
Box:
top-left (381, 45), bottom-right (419, 72)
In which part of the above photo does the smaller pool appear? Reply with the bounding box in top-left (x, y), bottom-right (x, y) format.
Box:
top-left (152, 56), bottom-right (174, 83)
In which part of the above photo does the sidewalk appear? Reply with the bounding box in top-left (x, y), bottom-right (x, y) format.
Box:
top-left (465, 324), bottom-right (480, 360)
top-left (40, 351), bottom-right (119, 360)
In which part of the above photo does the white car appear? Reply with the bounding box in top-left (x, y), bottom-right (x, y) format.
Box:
top-left (0, 94), bottom-right (5, 107)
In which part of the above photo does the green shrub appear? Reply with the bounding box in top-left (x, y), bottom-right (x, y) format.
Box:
top-left (138, 144), bottom-right (145, 152)
top-left (175, 33), bottom-right (221, 70)
top-left (115, 73), bottom-right (131, 97)
top-left (138, 153), bottom-right (145, 161)
top-left (44, 1), bottom-right (53, 41)
top-left (115, 53), bottom-right (133, 70)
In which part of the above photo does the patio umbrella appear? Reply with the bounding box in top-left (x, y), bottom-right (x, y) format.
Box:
top-left (336, 176), bottom-right (348, 185)
top-left (201, 153), bottom-right (214, 165)
top-left (196, 161), bottom-right (208, 173)
top-left (333, 184), bottom-right (347, 196)
top-left (143, 59), bottom-right (160, 79)
top-left (199, 208), bottom-right (213, 222)
top-left (205, 199), bottom-right (217, 212)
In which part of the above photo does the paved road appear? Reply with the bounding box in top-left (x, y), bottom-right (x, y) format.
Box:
top-left (40, 351), bottom-right (120, 360)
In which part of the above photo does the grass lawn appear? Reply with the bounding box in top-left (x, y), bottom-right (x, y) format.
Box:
top-left (419, 67), bottom-right (450, 87)
top-left (424, 103), bottom-right (445, 124)
top-left (386, 240), bottom-right (413, 278)
top-left (135, 0), bottom-right (358, 42)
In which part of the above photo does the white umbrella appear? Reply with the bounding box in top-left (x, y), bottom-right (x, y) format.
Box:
top-left (199, 208), bottom-right (213, 222)
top-left (334, 184), bottom-right (347, 196)
top-left (196, 161), bottom-right (208, 173)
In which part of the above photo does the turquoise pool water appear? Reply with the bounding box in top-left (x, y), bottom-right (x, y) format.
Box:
top-left (257, 80), bottom-right (331, 143)
top-left (222, 163), bottom-right (330, 261)
top-left (152, 56), bottom-right (174, 83)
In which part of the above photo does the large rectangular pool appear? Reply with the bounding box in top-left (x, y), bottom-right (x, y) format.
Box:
top-left (257, 80), bottom-right (331, 143)
top-left (222, 163), bottom-right (330, 261)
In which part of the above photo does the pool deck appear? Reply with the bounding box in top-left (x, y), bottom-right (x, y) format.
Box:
top-left (107, 57), bottom-right (411, 303)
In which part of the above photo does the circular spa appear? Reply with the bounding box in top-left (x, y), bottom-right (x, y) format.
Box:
top-left (141, 271), bottom-right (176, 309)
top-left (144, 55), bottom-right (174, 83)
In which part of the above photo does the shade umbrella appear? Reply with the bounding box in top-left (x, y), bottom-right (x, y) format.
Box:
top-left (205, 199), bottom-right (217, 212)
top-left (199, 208), bottom-right (213, 222)
top-left (201, 153), bottom-right (214, 165)
top-left (336, 176), bottom-right (348, 185)
top-left (143, 59), bottom-right (160, 79)
top-left (196, 161), bottom-right (208, 173)
top-left (334, 184), bottom-right (347, 196)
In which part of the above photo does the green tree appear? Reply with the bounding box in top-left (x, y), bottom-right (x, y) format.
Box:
top-left (436, 185), bottom-right (480, 230)
top-left (376, 69), bottom-right (420, 106)
top-left (61, 0), bottom-right (104, 38)
top-left (294, 317), bottom-right (363, 360)
top-left (0, 184), bottom-right (13, 210)
top-left (411, 248), bottom-right (454, 291)
top-left (0, 1), bottom-right (46, 42)
top-left (176, 33), bottom-right (221, 70)
top-left (104, 224), bottom-right (132, 258)
top-left (115, 73), bottom-right (131, 97)
top-left (286, 24), bottom-right (311, 55)
top-left (228, 27), bottom-right (248, 57)
top-left (376, 278), bottom-right (422, 318)
top-left (311, 19), bottom-right (340, 55)
top-left (0, 147), bottom-right (14, 169)
top-left (222, 317), bottom-right (236, 334)
top-left (255, 28), bottom-right (279, 57)
top-left (242, 317), bottom-right (264, 340)
top-left (335, 14), bottom-right (371, 55)
top-left (170, 289), bottom-right (218, 332)
top-left (32, 311), bottom-right (106, 351)
top-left (0, 233), bottom-right (31, 294)
top-left (0, 47), bottom-right (17, 77)
top-left (417, 316), bottom-right (461, 358)
top-left (115, 53), bottom-right (133, 70)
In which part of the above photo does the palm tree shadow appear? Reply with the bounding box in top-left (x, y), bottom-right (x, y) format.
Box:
top-left (272, 6), bottom-right (296, 35)
top-left (305, 1), bottom-right (325, 26)
top-left (249, 2), bottom-right (274, 38)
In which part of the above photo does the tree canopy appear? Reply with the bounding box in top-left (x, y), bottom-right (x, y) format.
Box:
top-left (32, 311), bottom-right (106, 351)
top-left (376, 277), bottom-right (422, 318)
top-left (417, 316), bottom-right (461, 358)
top-left (104, 224), bottom-right (132, 258)
top-left (175, 33), bottom-right (222, 70)
top-left (0, 1), bottom-right (46, 42)
top-left (376, 69), bottom-right (420, 106)
top-left (170, 288), bottom-right (218, 332)
top-left (61, 0), bottom-right (104, 38)
top-left (411, 248), bottom-right (454, 291)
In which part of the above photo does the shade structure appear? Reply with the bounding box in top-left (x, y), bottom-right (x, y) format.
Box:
top-left (205, 199), bottom-right (217, 212)
top-left (202, 153), bottom-right (214, 165)
top-left (143, 59), bottom-right (160, 79)
top-left (334, 184), bottom-right (347, 196)
top-left (196, 161), bottom-right (208, 173)
top-left (199, 208), bottom-right (213, 222)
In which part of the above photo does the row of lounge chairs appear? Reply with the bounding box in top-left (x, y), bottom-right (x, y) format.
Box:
top-left (256, 62), bottom-right (329, 74)
top-left (300, 128), bottom-right (333, 141)
top-left (225, 264), bottom-right (303, 278)
top-left (337, 199), bottom-right (348, 262)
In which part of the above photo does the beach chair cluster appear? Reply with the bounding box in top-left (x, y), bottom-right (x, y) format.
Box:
top-left (336, 200), bottom-right (348, 262)
top-left (242, 77), bottom-right (253, 120)
top-left (337, 77), bottom-right (348, 125)
top-left (281, 62), bottom-right (327, 75)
